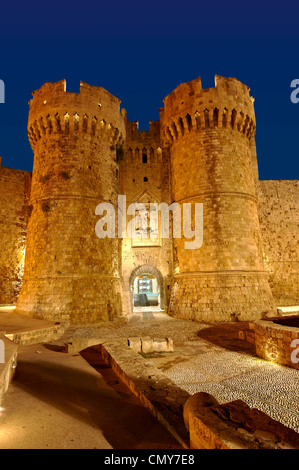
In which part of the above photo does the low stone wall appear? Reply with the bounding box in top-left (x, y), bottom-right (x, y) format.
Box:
top-left (0, 334), bottom-right (19, 405)
top-left (4, 322), bottom-right (68, 346)
top-left (0, 321), bottom-right (68, 405)
top-left (188, 399), bottom-right (299, 449)
top-left (254, 319), bottom-right (299, 369)
top-left (99, 340), bottom-right (190, 448)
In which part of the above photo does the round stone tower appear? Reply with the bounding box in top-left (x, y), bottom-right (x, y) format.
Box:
top-left (16, 80), bottom-right (125, 323)
top-left (160, 75), bottom-right (275, 321)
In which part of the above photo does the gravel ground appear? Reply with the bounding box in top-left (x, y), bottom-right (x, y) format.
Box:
top-left (54, 311), bottom-right (299, 433)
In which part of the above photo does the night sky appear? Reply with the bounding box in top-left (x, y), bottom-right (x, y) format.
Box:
top-left (0, 1), bottom-right (299, 180)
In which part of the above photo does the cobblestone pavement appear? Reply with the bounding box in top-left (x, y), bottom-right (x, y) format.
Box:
top-left (56, 311), bottom-right (299, 434)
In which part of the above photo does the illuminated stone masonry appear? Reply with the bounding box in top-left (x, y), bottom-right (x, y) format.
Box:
top-left (0, 75), bottom-right (298, 323)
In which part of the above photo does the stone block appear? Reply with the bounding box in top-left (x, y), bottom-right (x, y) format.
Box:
top-left (127, 337), bottom-right (142, 353)
top-left (188, 398), bottom-right (299, 449)
top-left (140, 336), bottom-right (153, 354)
top-left (152, 337), bottom-right (173, 352)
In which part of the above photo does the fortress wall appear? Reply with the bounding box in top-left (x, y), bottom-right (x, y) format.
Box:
top-left (0, 161), bottom-right (31, 304)
top-left (119, 119), bottom-right (173, 313)
top-left (258, 180), bottom-right (299, 305)
top-left (3, 75), bottom-right (297, 323)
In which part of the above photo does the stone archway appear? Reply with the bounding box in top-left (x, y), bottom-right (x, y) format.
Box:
top-left (129, 265), bottom-right (165, 311)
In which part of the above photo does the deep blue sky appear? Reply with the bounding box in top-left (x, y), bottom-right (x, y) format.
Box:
top-left (0, 1), bottom-right (299, 180)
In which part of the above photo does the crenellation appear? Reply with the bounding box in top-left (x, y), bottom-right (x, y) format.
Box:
top-left (0, 74), bottom-right (297, 323)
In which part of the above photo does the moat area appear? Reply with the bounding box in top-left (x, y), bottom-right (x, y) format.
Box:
top-left (0, 341), bottom-right (181, 449)
top-left (0, 308), bottom-right (298, 448)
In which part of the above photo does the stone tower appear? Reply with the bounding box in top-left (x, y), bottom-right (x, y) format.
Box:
top-left (160, 75), bottom-right (275, 321)
top-left (15, 80), bottom-right (125, 323)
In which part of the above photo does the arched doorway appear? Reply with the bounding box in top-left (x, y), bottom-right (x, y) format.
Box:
top-left (129, 265), bottom-right (165, 312)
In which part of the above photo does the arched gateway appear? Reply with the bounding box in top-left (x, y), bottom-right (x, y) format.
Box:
top-left (129, 265), bottom-right (165, 311)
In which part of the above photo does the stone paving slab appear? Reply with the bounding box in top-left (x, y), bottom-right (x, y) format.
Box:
top-left (0, 307), bottom-right (58, 334)
top-left (0, 307), bottom-right (68, 346)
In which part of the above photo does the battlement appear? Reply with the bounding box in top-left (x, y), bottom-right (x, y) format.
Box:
top-left (125, 118), bottom-right (160, 140)
top-left (29, 79), bottom-right (122, 111)
top-left (28, 80), bottom-right (126, 149)
top-left (124, 118), bottom-right (162, 164)
top-left (160, 75), bottom-right (256, 145)
top-left (162, 75), bottom-right (254, 111)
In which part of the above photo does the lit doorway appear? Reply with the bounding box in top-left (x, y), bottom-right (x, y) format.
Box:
top-left (129, 265), bottom-right (165, 313)
top-left (133, 273), bottom-right (160, 308)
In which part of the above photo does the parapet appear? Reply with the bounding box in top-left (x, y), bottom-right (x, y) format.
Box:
top-left (123, 118), bottom-right (162, 164)
top-left (27, 80), bottom-right (126, 149)
top-left (125, 118), bottom-right (160, 141)
top-left (160, 75), bottom-right (256, 145)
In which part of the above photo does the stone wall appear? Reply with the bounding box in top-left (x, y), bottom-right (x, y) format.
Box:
top-left (254, 319), bottom-right (299, 369)
top-left (0, 160), bottom-right (31, 305)
top-left (188, 398), bottom-right (299, 449)
top-left (258, 180), bottom-right (299, 305)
